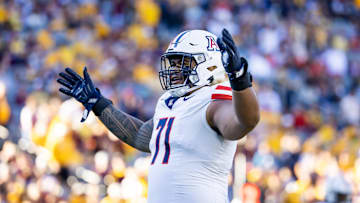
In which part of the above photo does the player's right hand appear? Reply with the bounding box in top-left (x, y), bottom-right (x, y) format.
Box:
top-left (57, 67), bottom-right (101, 122)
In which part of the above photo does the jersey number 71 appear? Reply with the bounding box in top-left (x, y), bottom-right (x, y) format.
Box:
top-left (151, 117), bottom-right (175, 165)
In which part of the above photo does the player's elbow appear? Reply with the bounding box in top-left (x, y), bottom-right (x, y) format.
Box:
top-left (242, 117), bottom-right (259, 134)
top-left (238, 108), bottom-right (260, 130)
top-left (227, 114), bottom-right (259, 140)
top-left (245, 111), bottom-right (260, 130)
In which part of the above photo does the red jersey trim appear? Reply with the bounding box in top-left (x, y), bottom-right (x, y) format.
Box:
top-left (211, 94), bottom-right (232, 100)
top-left (215, 85), bottom-right (232, 91)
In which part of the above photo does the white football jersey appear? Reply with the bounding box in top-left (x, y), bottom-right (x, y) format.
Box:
top-left (148, 82), bottom-right (237, 203)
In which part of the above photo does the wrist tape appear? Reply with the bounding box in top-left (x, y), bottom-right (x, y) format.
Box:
top-left (93, 97), bottom-right (113, 116)
top-left (228, 71), bottom-right (253, 91)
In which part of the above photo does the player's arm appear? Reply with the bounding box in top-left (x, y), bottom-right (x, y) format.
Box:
top-left (207, 29), bottom-right (260, 140)
top-left (94, 101), bottom-right (153, 153)
top-left (56, 67), bottom-right (153, 153)
top-left (207, 87), bottom-right (259, 140)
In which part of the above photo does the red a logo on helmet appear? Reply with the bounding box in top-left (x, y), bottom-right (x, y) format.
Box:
top-left (206, 36), bottom-right (220, 51)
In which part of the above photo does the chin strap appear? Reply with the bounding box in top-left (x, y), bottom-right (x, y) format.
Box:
top-left (170, 74), bottom-right (231, 97)
top-left (169, 86), bottom-right (190, 97)
top-left (169, 85), bottom-right (204, 97)
top-left (169, 77), bottom-right (228, 97)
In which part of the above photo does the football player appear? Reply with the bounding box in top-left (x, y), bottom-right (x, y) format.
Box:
top-left (57, 29), bottom-right (260, 202)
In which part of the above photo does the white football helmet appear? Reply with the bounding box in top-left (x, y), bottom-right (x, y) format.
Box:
top-left (159, 30), bottom-right (227, 97)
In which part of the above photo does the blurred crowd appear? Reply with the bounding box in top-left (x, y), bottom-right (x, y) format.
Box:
top-left (0, 0), bottom-right (359, 202)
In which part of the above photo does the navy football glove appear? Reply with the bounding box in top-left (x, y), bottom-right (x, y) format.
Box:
top-left (57, 67), bottom-right (101, 122)
top-left (217, 29), bottom-right (252, 91)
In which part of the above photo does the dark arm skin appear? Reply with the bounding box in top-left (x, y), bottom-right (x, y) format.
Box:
top-left (97, 104), bottom-right (153, 153)
top-left (207, 87), bottom-right (260, 140)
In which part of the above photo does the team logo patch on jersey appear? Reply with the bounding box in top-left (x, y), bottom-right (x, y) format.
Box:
top-left (206, 36), bottom-right (220, 51)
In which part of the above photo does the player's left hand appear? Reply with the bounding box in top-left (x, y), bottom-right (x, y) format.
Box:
top-left (57, 67), bottom-right (101, 122)
top-left (217, 29), bottom-right (248, 79)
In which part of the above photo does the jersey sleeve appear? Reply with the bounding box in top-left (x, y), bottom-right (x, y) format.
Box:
top-left (211, 82), bottom-right (232, 101)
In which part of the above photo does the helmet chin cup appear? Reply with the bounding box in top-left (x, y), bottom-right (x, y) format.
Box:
top-left (169, 83), bottom-right (210, 97)
top-left (189, 71), bottom-right (199, 84)
top-left (169, 86), bottom-right (189, 97)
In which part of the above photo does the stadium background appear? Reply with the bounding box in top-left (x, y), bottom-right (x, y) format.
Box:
top-left (0, 0), bottom-right (359, 202)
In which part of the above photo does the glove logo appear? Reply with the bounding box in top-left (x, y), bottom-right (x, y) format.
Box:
top-left (206, 36), bottom-right (220, 51)
top-left (57, 67), bottom-right (101, 122)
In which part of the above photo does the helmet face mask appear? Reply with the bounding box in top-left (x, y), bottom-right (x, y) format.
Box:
top-left (159, 52), bottom-right (201, 90)
top-left (159, 30), bottom-right (227, 96)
